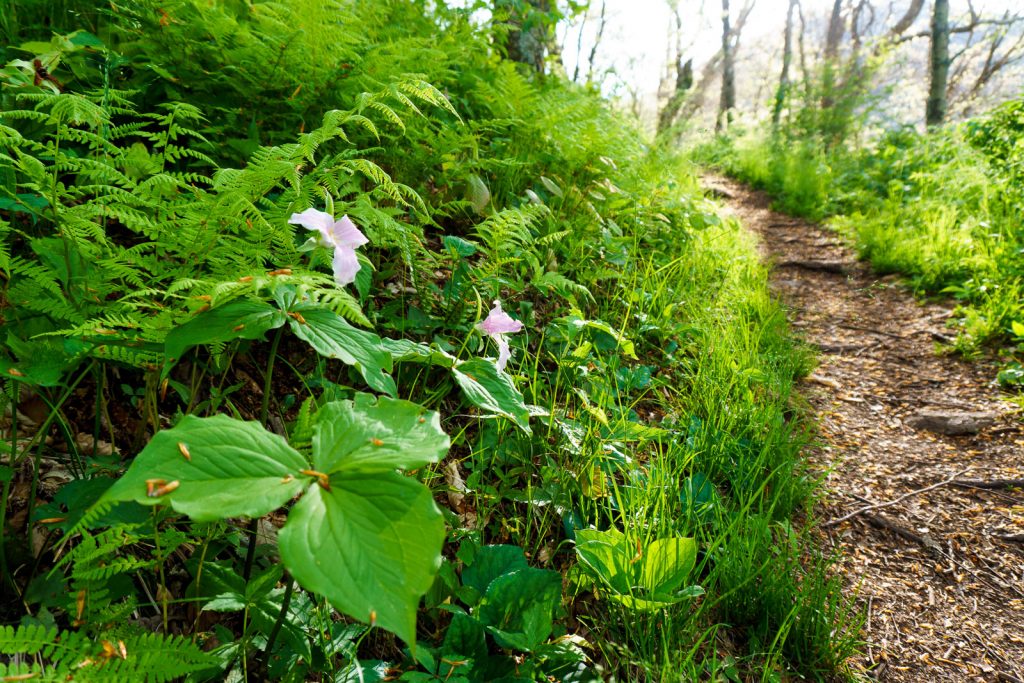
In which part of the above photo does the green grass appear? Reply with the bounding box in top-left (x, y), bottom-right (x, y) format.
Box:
top-left (695, 120), bottom-right (1024, 378)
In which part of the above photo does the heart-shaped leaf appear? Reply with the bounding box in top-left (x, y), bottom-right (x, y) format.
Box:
top-left (313, 394), bottom-right (449, 473)
top-left (99, 414), bottom-right (308, 521)
top-left (278, 472), bottom-right (444, 646)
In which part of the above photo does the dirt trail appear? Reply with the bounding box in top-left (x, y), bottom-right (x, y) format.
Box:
top-left (705, 175), bottom-right (1024, 682)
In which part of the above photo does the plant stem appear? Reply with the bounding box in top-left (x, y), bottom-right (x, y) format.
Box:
top-left (261, 574), bottom-right (295, 671)
top-left (244, 326), bottom-right (286, 584)
top-left (260, 327), bottom-right (285, 426)
top-left (0, 380), bottom-right (17, 595)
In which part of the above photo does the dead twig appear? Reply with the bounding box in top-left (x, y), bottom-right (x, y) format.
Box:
top-left (952, 478), bottom-right (1024, 490)
top-left (862, 513), bottom-right (942, 554)
top-left (777, 259), bottom-right (852, 274)
top-left (833, 322), bottom-right (906, 340)
top-left (822, 469), bottom-right (970, 527)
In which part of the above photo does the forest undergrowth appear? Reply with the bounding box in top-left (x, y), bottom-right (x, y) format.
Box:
top-left (695, 103), bottom-right (1024, 395)
top-left (0, 1), bottom-right (860, 681)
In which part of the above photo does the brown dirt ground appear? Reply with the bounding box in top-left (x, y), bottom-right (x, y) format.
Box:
top-left (706, 175), bottom-right (1024, 682)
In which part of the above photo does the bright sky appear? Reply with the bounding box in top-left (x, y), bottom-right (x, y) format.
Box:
top-left (560, 0), bottom-right (1020, 97)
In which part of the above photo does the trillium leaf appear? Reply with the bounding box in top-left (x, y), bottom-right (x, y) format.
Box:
top-left (99, 415), bottom-right (308, 522)
top-left (452, 359), bottom-right (531, 433)
top-left (278, 472), bottom-right (445, 646)
top-left (289, 307), bottom-right (397, 397)
top-left (164, 300), bottom-right (287, 367)
top-left (381, 338), bottom-right (457, 369)
top-left (313, 395), bottom-right (449, 473)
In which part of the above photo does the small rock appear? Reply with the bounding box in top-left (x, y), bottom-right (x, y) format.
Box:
top-left (906, 409), bottom-right (997, 435)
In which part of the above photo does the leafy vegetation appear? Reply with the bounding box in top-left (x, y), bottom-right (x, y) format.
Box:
top-left (0, 1), bottom-right (859, 680)
top-left (696, 97), bottom-right (1024, 383)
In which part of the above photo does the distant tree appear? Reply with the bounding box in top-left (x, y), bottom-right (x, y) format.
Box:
top-left (926, 0), bottom-right (950, 125)
top-left (717, 0), bottom-right (736, 131)
top-left (657, 0), bottom-right (696, 135)
top-left (772, 0), bottom-right (798, 128)
top-left (496, 0), bottom-right (554, 73)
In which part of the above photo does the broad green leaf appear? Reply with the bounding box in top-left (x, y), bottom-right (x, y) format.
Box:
top-left (460, 545), bottom-right (529, 604)
top-left (278, 472), bottom-right (445, 646)
top-left (557, 316), bottom-right (637, 359)
top-left (680, 473), bottom-right (720, 522)
top-left (164, 300), bottom-right (286, 366)
top-left (381, 338), bottom-right (457, 368)
top-left (443, 612), bottom-right (488, 661)
top-left (452, 359), bottom-right (531, 433)
top-left (313, 395), bottom-right (449, 473)
top-left (639, 537), bottom-right (697, 597)
top-left (477, 567), bottom-right (562, 652)
top-left (573, 528), bottom-right (632, 595)
top-left (1012, 320), bottom-right (1024, 338)
top-left (289, 307), bottom-right (396, 397)
top-left (574, 528), bottom-right (699, 610)
top-left (99, 415), bottom-right (308, 522)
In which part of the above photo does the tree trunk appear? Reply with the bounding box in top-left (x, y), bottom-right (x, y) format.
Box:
top-left (657, 4), bottom-right (694, 136)
top-left (820, 0), bottom-right (844, 109)
top-left (498, 0), bottom-right (551, 73)
top-left (717, 0), bottom-right (735, 132)
top-left (772, 0), bottom-right (797, 127)
top-left (586, 0), bottom-right (607, 82)
top-left (824, 0), bottom-right (844, 60)
top-left (926, 0), bottom-right (950, 126)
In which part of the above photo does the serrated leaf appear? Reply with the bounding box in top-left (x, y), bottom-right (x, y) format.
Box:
top-left (313, 395), bottom-right (449, 473)
top-left (278, 472), bottom-right (445, 646)
top-left (289, 307), bottom-right (396, 397)
top-left (452, 359), bottom-right (531, 433)
top-left (99, 415), bottom-right (308, 522)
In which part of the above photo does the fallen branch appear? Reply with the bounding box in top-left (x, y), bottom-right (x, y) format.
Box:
top-left (862, 513), bottom-right (942, 554)
top-left (777, 259), bottom-right (851, 274)
top-left (997, 533), bottom-right (1024, 544)
top-left (822, 469), bottom-right (970, 527)
top-left (834, 322), bottom-right (906, 340)
top-left (951, 478), bottom-right (1024, 490)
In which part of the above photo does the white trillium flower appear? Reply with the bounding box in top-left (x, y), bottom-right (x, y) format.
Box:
top-left (288, 208), bottom-right (368, 286)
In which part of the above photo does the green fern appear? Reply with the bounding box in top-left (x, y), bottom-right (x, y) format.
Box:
top-left (0, 624), bottom-right (214, 682)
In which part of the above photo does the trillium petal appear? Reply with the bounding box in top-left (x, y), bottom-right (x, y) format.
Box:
top-left (478, 301), bottom-right (523, 335)
top-left (289, 208), bottom-right (335, 247)
top-left (332, 245), bottom-right (361, 286)
top-left (494, 335), bottom-right (512, 373)
top-left (332, 215), bottom-right (369, 249)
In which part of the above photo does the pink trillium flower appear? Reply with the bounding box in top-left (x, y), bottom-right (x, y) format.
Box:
top-left (477, 300), bottom-right (523, 372)
top-left (288, 208), bottom-right (368, 286)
